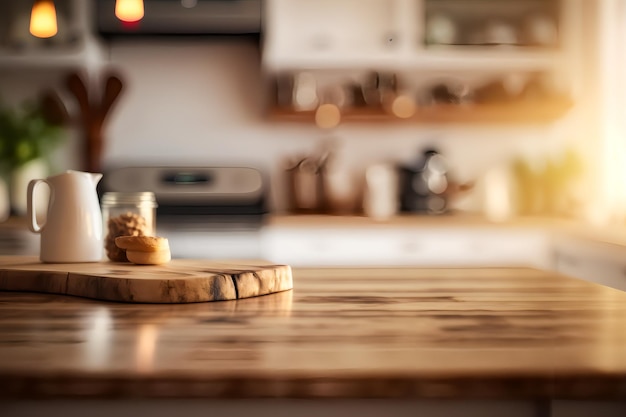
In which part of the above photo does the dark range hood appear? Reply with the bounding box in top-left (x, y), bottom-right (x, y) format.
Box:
top-left (96, 0), bottom-right (262, 37)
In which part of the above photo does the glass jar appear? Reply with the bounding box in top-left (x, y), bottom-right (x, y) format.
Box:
top-left (101, 192), bottom-right (158, 262)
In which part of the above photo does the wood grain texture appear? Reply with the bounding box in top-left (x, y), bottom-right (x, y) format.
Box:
top-left (0, 262), bottom-right (626, 400)
top-left (0, 256), bottom-right (292, 303)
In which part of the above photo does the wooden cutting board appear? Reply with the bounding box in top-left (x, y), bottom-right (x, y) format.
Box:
top-left (0, 256), bottom-right (292, 304)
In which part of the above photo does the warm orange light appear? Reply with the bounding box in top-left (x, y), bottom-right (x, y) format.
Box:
top-left (29, 0), bottom-right (58, 38)
top-left (115, 0), bottom-right (144, 23)
top-left (315, 104), bottom-right (341, 129)
top-left (390, 95), bottom-right (416, 119)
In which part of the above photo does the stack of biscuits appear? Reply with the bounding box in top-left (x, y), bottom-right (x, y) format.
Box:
top-left (115, 236), bottom-right (171, 265)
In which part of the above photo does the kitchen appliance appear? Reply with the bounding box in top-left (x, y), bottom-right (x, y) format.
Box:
top-left (100, 166), bottom-right (267, 259)
top-left (399, 149), bottom-right (450, 214)
top-left (102, 166), bottom-right (265, 217)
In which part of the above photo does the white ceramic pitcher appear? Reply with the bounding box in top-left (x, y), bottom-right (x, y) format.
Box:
top-left (27, 170), bottom-right (104, 263)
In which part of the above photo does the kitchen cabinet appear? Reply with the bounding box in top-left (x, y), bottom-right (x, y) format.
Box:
top-left (263, 0), bottom-right (414, 71)
top-left (262, 0), bottom-right (579, 124)
top-left (553, 236), bottom-right (626, 292)
top-left (263, 0), bottom-right (569, 72)
top-left (0, 0), bottom-right (103, 70)
top-left (261, 224), bottom-right (552, 268)
top-left (161, 227), bottom-right (263, 260)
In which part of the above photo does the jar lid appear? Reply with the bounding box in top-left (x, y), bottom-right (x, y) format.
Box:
top-left (101, 192), bottom-right (158, 207)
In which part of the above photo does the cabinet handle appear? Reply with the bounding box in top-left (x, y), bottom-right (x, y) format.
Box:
top-left (385, 32), bottom-right (398, 47)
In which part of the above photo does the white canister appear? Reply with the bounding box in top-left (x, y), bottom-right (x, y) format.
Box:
top-left (363, 164), bottom-right (398, 221)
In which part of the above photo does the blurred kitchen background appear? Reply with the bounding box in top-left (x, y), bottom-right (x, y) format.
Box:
top-left (1, 0), bottom-right (626, 280)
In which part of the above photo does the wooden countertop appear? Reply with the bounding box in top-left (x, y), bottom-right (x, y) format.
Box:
top-left (1, 264), bottom-right (626, 400)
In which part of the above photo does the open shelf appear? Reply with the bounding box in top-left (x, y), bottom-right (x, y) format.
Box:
top-left (0, 47), bottom-right (86, 69)
top-left (268, 97), bottom-right (574, 125)
top-left (412, 98), bottom-right (574, 123)
top-left (413, 47), bottom-right (562, 71)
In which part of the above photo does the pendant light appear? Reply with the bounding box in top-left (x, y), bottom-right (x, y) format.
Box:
top-left (115, 0), bottom-right (144, 23)
top-left (29, 0), bottom-right (58, 38)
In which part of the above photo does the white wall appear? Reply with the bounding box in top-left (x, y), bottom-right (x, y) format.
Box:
top-left (0, 36), bottom-right (593, 213)
top-left (97, 38), bottom-right (582, 212)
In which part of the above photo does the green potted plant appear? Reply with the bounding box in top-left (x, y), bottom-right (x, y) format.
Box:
top-left (0, 100), bottom-right (66, 216)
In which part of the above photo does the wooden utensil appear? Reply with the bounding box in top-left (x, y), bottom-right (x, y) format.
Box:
top-left (100, 74), bottom-right (124, 123)
top-left (66, 72), bottom-right (91, 128)
top-left (39, 90), bottom-right (70, 126)
top-left (0, 256), bottom-right (292, 304)
top-left (65, 70), bottom-right (124, 173)
top-left (67, 71), bottom-right (97, 171)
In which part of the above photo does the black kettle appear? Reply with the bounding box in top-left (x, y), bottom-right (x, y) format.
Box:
top-left (399, 148), bottom-right (449, 214)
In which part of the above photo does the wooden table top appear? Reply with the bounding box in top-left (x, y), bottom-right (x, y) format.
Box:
top-left (1, 264), bottom-right (626, 400)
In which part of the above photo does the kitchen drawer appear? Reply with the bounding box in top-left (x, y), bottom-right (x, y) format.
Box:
top-left (391, 229), bottom-right (550, 267)
top-left (554, 237), bottom-right (626, 292)
top-left (162, 229), bottom-right (262, 260)
top-left (261, 228), bottom-right (404, 266)
top-left (556, 253), bottom-right (626, 292)
top-left (261, 226), bottom-right (550, 268)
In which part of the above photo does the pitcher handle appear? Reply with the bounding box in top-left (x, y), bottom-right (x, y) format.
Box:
top-left (27, 179), bottom-right (47, 233)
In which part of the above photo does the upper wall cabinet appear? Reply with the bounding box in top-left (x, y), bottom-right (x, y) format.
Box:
top-left (0, 0), bottom-right (103, 70)
top-left (262, 0), bottom-right (582, 124)
top-left (263, 0), bottom-right (414, 70)
top-left (263, 0), bottom-right (573, 72)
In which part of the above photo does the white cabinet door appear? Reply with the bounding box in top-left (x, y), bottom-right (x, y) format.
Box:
top-left (386, 228), bottom-right (551, 268)
top-left (161, 228), bottom-right (262, 260)
top-left (263, 0), bottom-right (412, 69)
top-left (261, 226), bottom-right (551, 268)
top-left (554, 237), bottom-right (626, 292)
top-left (260, 228), bottom-right (404, 267)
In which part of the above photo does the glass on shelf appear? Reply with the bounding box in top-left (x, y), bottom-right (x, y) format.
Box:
top-left (423, 0), bottom-right (560, 49)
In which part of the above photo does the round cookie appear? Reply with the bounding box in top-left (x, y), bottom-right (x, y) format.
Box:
top-left (115, 236), bottom-right (169, 252)
top-left (126, 249), bottom-right (171, 265)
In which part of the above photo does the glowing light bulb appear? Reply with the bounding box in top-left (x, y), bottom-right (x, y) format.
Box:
top-left (116, 0), bottom-right (144, 23)
top-left (30, 0), bottom-right (58, 39)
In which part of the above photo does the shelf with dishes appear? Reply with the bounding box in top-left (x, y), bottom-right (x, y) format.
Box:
top-left (423, 0), bottom-right (561, 48)
top-left (411, 46), bottom-right (562, 71)
top-left (262, 0), bottom-right (577, 127)
top-left (266, 69), bottom-right (574, 126)
top-left (268, 97), bottom-right (573, 125)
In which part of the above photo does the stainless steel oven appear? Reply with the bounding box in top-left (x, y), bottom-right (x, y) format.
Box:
top-left (100, 166), bottom-right (267, 259)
